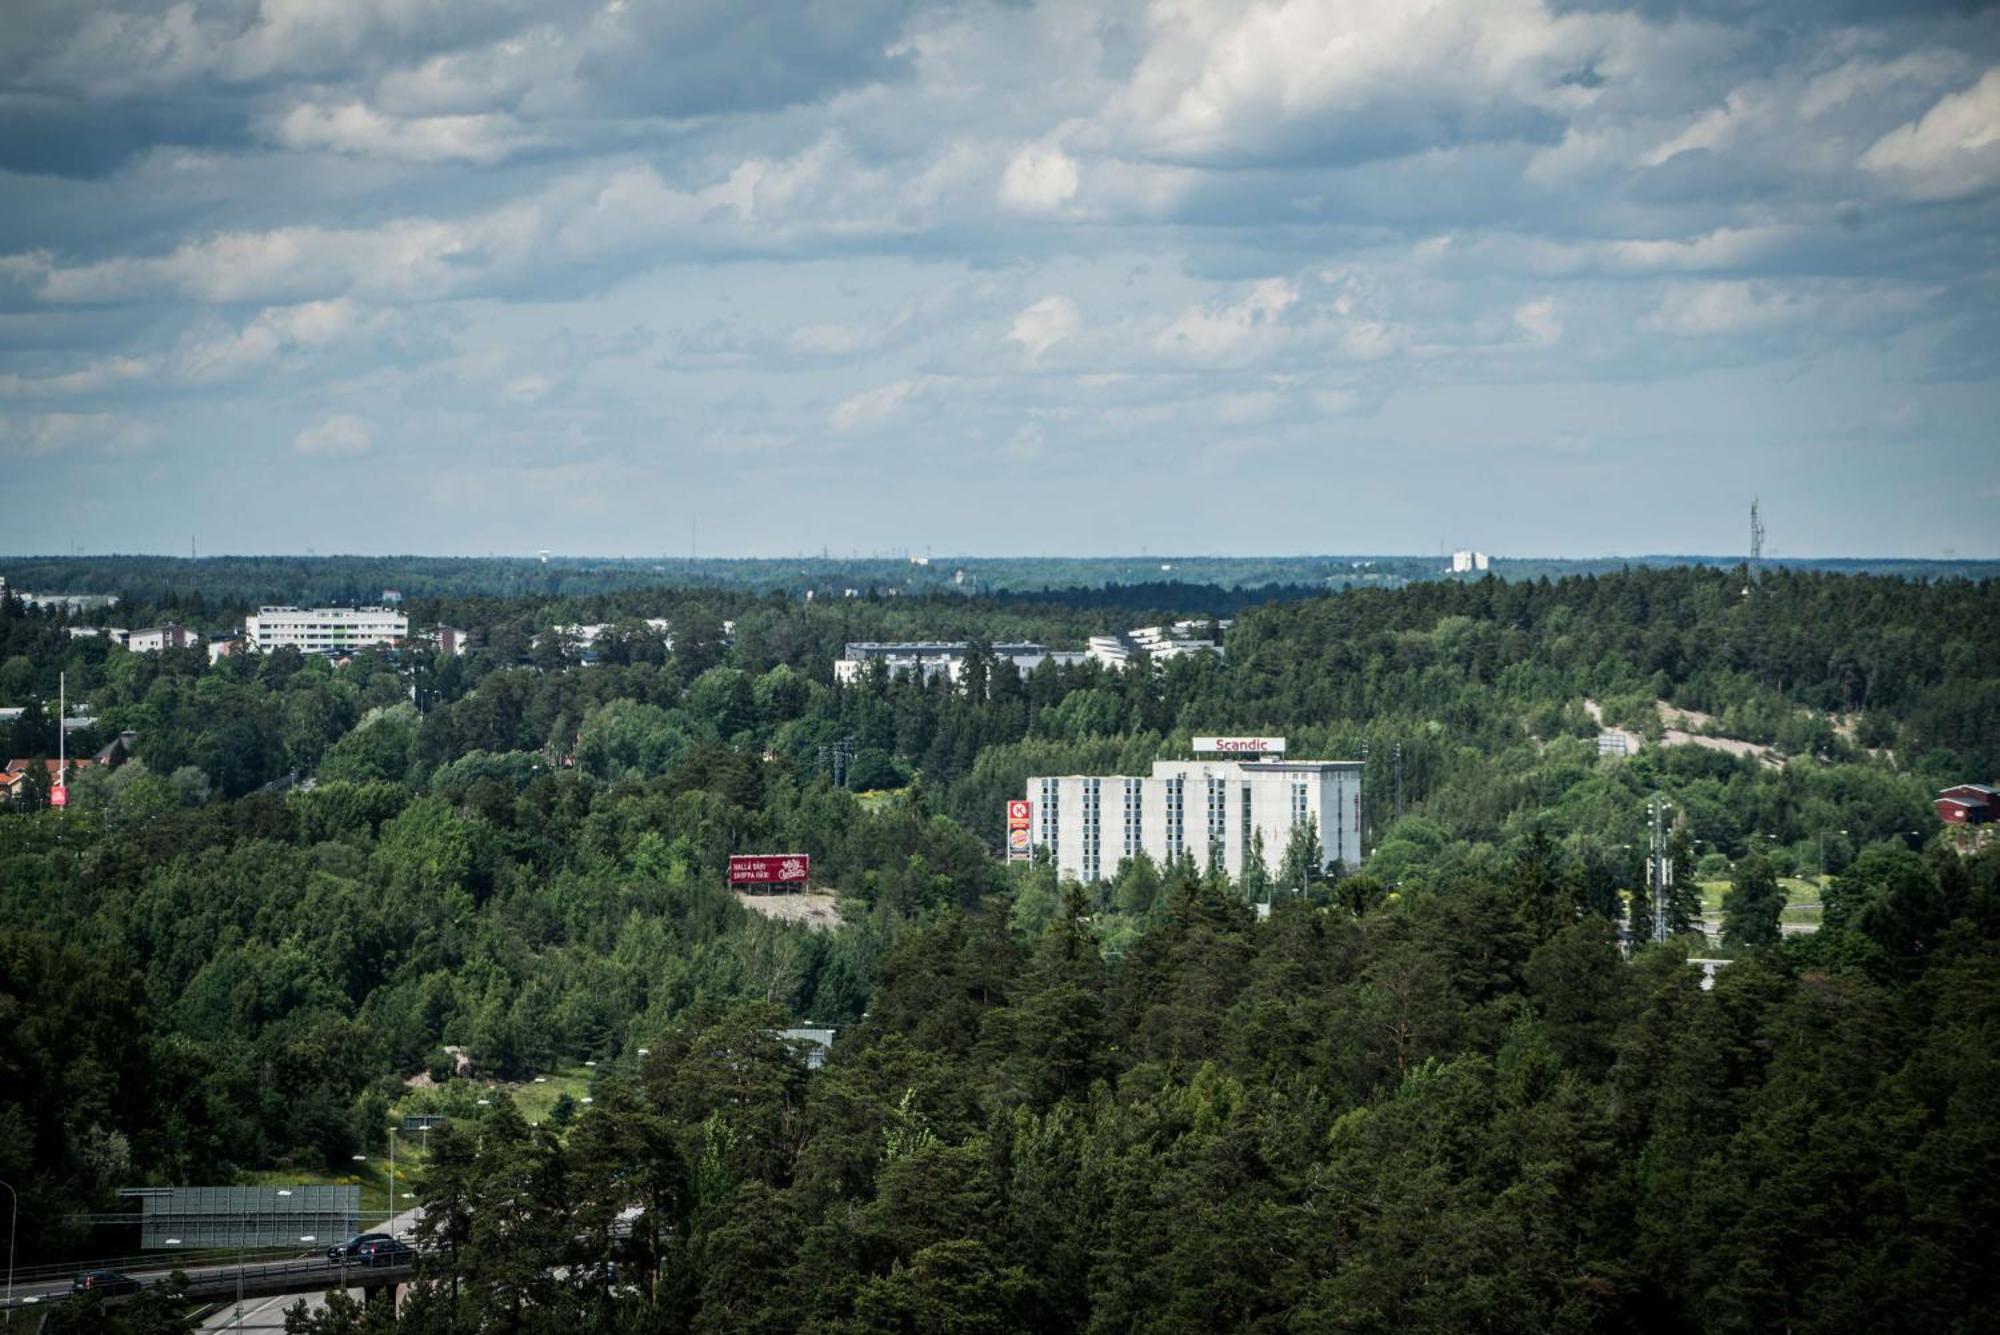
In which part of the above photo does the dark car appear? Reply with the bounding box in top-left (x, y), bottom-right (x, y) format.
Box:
top-left (354, 1237), bottom-right (417, 1268)
top-left (326, 1233), bottom-right (396, 1265)
top-left (72, 1270), bottom-right (142, 1296)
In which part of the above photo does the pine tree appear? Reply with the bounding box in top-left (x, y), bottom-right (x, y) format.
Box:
top-left (1666, 824), bottom-right (1704, 936)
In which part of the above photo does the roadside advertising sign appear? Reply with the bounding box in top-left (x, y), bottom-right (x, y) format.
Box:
top-left (50, 783), bottom-right (68, 808)
top-left (1006, 799), bottom-right (1032, 860)
top-left (728, 854), bottom-right (811, 885)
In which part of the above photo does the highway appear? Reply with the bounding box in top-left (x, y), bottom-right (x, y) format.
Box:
top-left (0, 1207), bottom-right (426, 1325)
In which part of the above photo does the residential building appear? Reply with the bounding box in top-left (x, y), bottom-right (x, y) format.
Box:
top-left (67, 626), bottom-right (130, 646)
top-left (1450, 550), bottom-right (1491, 573)
top-left (208, 634), bottom-right (246, 665)
top-left (1087, 620), bottom-right (1230, 670)
top-left (128, 624), bottom-right (195, 653)
top-left (436, 625), bottom-right (471, 657)
top-left (245, 606), bottom-right (408, 654)
top-left (1936, 784), bottom-right (1997, 825)
top-left (834, 641), bottom-right (1087, 686)
top-left (1026, 752), bottom-right (1363, 885)
top-left (3, 757), bottom-right (93, 803)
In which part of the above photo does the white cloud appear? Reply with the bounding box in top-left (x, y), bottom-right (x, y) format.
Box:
top-left (0, 412), bottom-right (157, 457)
top-left (829, 379), bottom-right (919, 433)
top-left (999, 143), bottom-right (1080, 213)
top-left (175, 299), bottom-right (380, 382)
top-left (294, 413), bottom-right (376, 456)
top-left (1514, 297), bottom-right (1561, 346)
top-left (1861, 67), bottom-right (2000, 202)
top-left (1111, 0), bottom-right (1600, 162)
top-left (1646, 282), bottom-right (1807, 336)
top-left (1156, 278), bottom-right (1298, 361)
top-left (1006, 294), bottom-right (1081, 362)
top-left (272, 101), bottom-right (539, 164)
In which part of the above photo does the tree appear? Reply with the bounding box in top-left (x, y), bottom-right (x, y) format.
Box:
top-left (1723, 852), bottom-right (1784, 947)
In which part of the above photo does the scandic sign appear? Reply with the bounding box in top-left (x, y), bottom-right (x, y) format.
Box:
top-left (1192, 736), bottom-right (1287, 755)
top-left (728, 854), bottom-right (811, 885)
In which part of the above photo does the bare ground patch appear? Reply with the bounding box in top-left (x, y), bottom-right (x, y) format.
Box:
top-left (735, 890), bottom-right (844, 930)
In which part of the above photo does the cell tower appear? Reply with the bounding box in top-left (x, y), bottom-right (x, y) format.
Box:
top-left (1649, 793), bottom-right (1674, 944)
top-left (1748, 499), bottom-right (1765, 589)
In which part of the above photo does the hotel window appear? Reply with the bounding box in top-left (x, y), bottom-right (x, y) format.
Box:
top-left (1041, 779), bottom-right (1059, 860)
top-left (1124, 778), bottom-right (1142, 858)
top-left (1083, 779), bottom-right (1101, 882)
top-left (1241, 784), bottom-right (1253, 863)
top-left (1167, 777), bottom-right (1185, 860)
top-left (1208, 777), bottom-right (1226, 847)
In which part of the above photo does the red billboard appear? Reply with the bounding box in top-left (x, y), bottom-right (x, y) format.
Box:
top-left (728, 854), bottom-right (811, 886)
top-left (49, 783), bottom-right (68, 808)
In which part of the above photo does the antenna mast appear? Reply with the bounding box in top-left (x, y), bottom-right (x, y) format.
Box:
top-left (1748, 499), bottom-right (1765, 588)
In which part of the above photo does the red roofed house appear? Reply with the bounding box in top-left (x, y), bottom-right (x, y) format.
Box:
top-left (2, 757), bottom-right (94, 804)
top-left (1935, 784), bottom-right (1998, 825)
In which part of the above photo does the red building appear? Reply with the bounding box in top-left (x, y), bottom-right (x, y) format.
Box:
top-left (1935, 784), bottom-right (1997, 826)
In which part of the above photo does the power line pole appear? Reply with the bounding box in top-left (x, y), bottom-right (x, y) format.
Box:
top-left (1392, 741), bottom-right (1404, 826)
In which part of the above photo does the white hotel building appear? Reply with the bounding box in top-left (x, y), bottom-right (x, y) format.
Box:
top-left (245, 606), bottom-right (408, 654)
top-left (1027, 741), bottom-right (1363, 885)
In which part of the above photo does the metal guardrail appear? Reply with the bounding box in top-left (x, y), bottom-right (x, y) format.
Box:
top-left (1, 1248), bottom-right (432, 1312)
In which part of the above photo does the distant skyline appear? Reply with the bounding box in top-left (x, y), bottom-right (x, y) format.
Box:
top-left (3, 1), bottom-right (1998, 558)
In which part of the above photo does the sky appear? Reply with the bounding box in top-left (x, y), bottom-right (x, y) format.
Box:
top-left (1, 0), bottom-right (1997, 559)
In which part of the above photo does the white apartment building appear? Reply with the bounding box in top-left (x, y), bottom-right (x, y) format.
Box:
top-left (834, 642), bottom-right (1086, 686)
top-left (1450, 550), bottom-right (1491, 573)
top-left (1027, 752), bottom-right (1363, 886)
top-left (245, 606), bottom-right (408, 654)
top-left (127, 624), bottom-right (194, 653)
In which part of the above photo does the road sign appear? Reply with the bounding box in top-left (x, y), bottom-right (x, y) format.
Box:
top-left (50, 783), bottom-right (67, 808)
top-left (728, 854), bottom-right (810, 886)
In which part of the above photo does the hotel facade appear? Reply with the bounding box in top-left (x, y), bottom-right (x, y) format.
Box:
top-left (1026, 741), bottom-right (1362, 884)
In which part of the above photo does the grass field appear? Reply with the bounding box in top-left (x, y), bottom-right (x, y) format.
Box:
top-left (1699, 877), bottom-right (1823, 930)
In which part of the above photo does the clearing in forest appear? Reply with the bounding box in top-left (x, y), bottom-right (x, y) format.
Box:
top-left (736, 890), bottom-right (844, 930)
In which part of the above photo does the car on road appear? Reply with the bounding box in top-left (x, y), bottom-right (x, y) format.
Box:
top-left (327, 1233), bottom-right (416, 1267)
top-left (72, 1270), bottom-right (142, 1296)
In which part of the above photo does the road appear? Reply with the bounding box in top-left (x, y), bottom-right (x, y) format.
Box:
top-left (196, 1204), bottom-right (426, 1332)
top-left (0, 1205), bottom-right (426, 1324)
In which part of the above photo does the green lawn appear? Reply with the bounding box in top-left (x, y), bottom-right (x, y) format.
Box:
top-left (1699, 876), bottom-right (1823, 929)
top-left (237, 1150), bottom-right (421, 1222)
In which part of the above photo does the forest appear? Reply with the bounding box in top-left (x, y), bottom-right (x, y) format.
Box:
top-left (2, 563), bottom-right (1997, 1332)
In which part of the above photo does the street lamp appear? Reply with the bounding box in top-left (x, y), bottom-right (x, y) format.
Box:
top-left (1, 1176), bottom-right (15, 1314)
top-left (387, 1128), bottom-right (397, 1239)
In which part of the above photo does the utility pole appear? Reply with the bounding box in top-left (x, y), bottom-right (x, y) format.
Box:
top-left (1392, 741), bottom-right (1404, 826)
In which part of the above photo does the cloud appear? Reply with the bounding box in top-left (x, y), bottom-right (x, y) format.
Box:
top-left (999, 143), bottom-right (1080, 213)
top-left (1109, 0), bottom-right (1600, 165)
top-left (293, 413), bottom-right (375, 456)
top-left (0, 411), bottom-right (157, 457)
top-left (1007, 295), bottom-right (1081, 362)
top-left (1514, 297), bottom-right (1562, 346)
top-left (1156, 279), bottom-right (1298, 361)
top-left (1861, 67), bottom-right (2000, 202)
top-left (271, 101), bottom-right (539, 164)
top-left (829, 379), bottom-right (918, 432)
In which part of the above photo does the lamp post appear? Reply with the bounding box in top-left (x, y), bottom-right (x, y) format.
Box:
top-left (387, 1130), bottom-right (397, 1240)
top-left (2, 1177), bottom-right (17, 1315)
